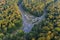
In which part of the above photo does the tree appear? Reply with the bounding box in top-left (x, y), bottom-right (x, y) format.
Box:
top-left (0, 0), bottom-right (24, 40)
top-left (25, 0), bottom-right (60, 40)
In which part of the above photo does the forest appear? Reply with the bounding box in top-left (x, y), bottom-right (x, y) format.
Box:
top-left (0, 0), bottom-right (60, 40)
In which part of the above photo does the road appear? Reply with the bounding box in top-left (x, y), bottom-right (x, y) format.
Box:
top-left (13, 0), bottom-right (58, 34)
top-left (19, 3), bottom-right (46, 33)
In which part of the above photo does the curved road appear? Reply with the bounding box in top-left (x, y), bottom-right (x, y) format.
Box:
top-left (12, 0), bottom-right (58, 34)
top-left (12, 0), bottom-right (56, 33)
top-left (19, 3), bottom-right (46, 33)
